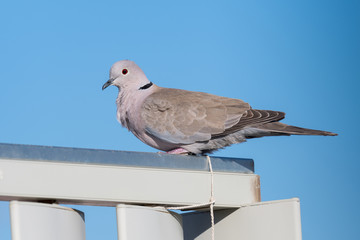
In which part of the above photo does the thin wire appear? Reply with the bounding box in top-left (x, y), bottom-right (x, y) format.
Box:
top-left (207, 155), bottom-right (215, 240)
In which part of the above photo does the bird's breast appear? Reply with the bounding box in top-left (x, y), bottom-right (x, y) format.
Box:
top-left (115, 89), bottom-right (154, 137)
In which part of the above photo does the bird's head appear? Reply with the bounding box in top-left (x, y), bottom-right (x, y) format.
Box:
top-left (102, 60), bottom-right (152, 92)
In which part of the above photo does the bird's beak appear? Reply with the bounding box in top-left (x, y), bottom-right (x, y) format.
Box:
top-left (102, 78), bottom-right (114, 90)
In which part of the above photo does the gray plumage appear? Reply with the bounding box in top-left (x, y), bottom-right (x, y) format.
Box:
top-left (102, 60), bottom-right (337, 155)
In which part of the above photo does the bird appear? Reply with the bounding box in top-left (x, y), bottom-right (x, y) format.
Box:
top-left (102, 60), bottom-right (337, 155)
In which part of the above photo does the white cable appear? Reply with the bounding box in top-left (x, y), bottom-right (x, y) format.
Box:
top-left (207, 155), bottom-right (215, 240)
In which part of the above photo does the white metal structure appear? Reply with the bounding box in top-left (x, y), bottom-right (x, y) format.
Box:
top-left (0, 143), bottom-right (302, 239)
top-left (182, 198), bottom-right (302, 240)
top-left (117, 205), bottom-right (183, 240)
top-left (10, 201), bottom-right (86, 240)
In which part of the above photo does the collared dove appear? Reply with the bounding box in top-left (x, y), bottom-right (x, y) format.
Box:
top-left (102, 60), bottom-right (337, 155)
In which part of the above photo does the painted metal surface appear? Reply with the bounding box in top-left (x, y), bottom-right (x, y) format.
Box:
top-left (0, 143), bottom-right (254, 173)
top-left (0, 159), bottom-right (260, 207)
top-left (0, 143), bottom-right (260, 207)
top-left (117, 205), bottom-right (183, 240)
top-left (183, 198), bottom-right (302, 240)
top-left (10, 201), bottom-right (85, 240)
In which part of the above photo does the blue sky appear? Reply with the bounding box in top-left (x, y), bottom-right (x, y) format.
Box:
top-left (0, 0), bottom-right (359, 239)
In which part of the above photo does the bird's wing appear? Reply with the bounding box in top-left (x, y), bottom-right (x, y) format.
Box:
top-left (211, 109), bottom-right (286, 138)
top-left (141, 88), bottom-right (250, 144)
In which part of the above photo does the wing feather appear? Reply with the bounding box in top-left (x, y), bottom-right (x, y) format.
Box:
top-left (212, 109), bottom-right (285, 138)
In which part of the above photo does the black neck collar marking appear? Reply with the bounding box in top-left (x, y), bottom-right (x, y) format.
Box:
top-left (139, 82), bottom-right (153, 90)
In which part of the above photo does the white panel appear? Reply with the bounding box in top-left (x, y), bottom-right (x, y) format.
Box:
top-left (10, 201), bottom-right (85, 240)
top-left (116, 204), bottom-right (183, 240)
top-left (0, 159), bottom-right (260, 207)
top-left (183, 198), bottom-right (302, 240)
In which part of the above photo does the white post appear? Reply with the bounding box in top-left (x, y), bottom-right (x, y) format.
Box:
top-left (116, 204), bottom-right (183, 240)
top-left (10, 201), bottom-right (86, 240)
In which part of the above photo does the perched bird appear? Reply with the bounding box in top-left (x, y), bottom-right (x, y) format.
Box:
top-left (102, 60), bottom-right (337, 155)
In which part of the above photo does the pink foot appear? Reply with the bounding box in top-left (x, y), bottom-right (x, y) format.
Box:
top-left (166, 148), bottom-right (189, 155)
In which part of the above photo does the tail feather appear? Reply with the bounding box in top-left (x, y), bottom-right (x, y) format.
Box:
top-left (257, 122), bottom-right (337, 136)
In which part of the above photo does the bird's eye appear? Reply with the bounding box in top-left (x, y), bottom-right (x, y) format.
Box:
top-left (122, 69), bottom-right (128, 75)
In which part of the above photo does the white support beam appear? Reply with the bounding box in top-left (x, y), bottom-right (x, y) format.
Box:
top-left (0, 143), bottom-right (260, 208)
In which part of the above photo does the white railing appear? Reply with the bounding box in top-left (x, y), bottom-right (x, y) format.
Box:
top-left (0, 143), bottom-right (302, 240)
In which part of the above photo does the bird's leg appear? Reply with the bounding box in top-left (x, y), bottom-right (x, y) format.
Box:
top-left (166, 148), bottom-right (190, 155)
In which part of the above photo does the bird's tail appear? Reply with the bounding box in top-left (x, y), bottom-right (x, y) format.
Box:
top-left (256, 122), bottom-right (337, 136)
